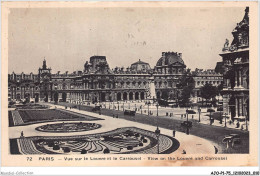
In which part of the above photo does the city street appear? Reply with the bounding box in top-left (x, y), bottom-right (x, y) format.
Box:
top-left (50, 101), bottom-right (249, 154)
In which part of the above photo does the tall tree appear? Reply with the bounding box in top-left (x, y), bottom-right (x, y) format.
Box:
top-left (176, 69), bottom-right (195, 107)
top-left (200, 83), bottom-right (218, 107)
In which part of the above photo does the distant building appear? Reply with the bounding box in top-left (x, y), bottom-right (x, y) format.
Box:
top-left (191, 69), bottom-right (223, 103)
top-left (9, 49), bottom-right (223, 106)
top-left (154, 52), bottom-right (186, 100)
top-left (220, 7), bottom-right (249, 121)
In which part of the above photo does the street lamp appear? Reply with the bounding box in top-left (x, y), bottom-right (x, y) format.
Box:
top-left (123, 102), bottom-right (124, 111)
top-left (198, 107), bottom-right (201, 122)
top-left (210, 111), bottom-right (212, 125)
top-left (156, 103), bottom-right (159, 117)
top-left (224, 113), bottom-right (227, 127)
top-left (118, 102), bottom-right (119, 110)
top-left (186, 109), bottom-right (189, 122)
top-left (155, 126), bottom-right (160, 154)
top-left (148, 102), bottom-right (150, 116)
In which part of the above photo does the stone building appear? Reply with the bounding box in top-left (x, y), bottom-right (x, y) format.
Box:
top-left (220, 7), bottom-right (249, 121)
top-left (191, 69), bottom-right (223, 103)
top-left (8, 51), bottom-right (225, 105)
top-left (8, 72), bottom-right (39, 102)
top-left (8, 52), bottom-right (188, 104)
top-left (154, 52), bottom-right (186, 100)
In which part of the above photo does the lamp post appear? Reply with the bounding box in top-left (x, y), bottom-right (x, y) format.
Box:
top-left (198, 107), bottom-right (201, 122)
top-left (128, 102), bottom-right (130, 109)
top-left (155, 127), bottom-right (160, 154)
top-left (123, 102), bottom-right (124, 111)
top-left (224, 113), bottom-right (227, 127)
top-left (118, 102), bottom-right (119, 111)
top-left (156, 103), bottom-right (159, 117)
top-left (186, 109), bottom-right (189, 122)
top-left (141, 105), bottom-right (143, 114)
top-left (148, 103), bottom-right (150, 116)
top-left (210, 111), bottom-right (212, 125)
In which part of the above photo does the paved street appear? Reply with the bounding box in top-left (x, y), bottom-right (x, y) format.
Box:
top-left (50, 101), bottom-right (249, 154)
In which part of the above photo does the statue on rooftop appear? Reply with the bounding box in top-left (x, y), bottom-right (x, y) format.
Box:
top-left (224, 39), bottom-right (229, 48)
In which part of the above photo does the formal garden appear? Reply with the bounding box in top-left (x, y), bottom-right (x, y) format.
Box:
top-left (10, 127), bottom-right (180, 155)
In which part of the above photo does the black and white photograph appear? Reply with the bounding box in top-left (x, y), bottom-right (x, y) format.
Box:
top-left (1, 1), bottom-right (258, 170)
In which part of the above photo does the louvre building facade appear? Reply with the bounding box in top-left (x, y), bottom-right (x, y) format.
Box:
top-left (8, 51), bottom-right (194, 104)
top-left (220, 7), bottom-right (249, 121)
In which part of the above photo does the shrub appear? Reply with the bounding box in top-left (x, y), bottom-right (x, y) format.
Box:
top-left (103, 148), bottom-right (110, 154)
top-left (81, 149), bottom-right (87, 154)
top-left (47, 141), bottom-right (54, 147)
top-left (127, 146), bottom-right (133, 150)
top-left (53, 145), bottom-right (60, 150)
top-left (36, 139), bottom-right (44, 144)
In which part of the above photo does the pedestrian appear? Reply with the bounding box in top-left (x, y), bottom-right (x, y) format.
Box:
top-left (21, 131), bottom-right (24, 138)
top-left (173, 130), bottom-right (176, 137)
top-left (236, 121), bottom-right (240, 128)
top-left (182, 150), bottom-right (186, 154)
top-left (116, 114), bottom-right (118, 118)
top-left (214, 146), bottom-right (218, 154)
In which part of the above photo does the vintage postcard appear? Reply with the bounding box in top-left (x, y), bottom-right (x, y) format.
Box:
top-left (1, 1), bottom-right (259, 169)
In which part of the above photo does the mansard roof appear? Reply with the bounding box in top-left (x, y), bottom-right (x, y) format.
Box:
top-left (156, 52), bottom-right (185, 67)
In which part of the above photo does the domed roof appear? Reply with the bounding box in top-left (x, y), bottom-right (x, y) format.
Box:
top-left (130, 59), bottom-right (151, 72)
top-left (156, 52), bottom-right (184, 66)
top-left (131, 59), bottom-right (149, 65)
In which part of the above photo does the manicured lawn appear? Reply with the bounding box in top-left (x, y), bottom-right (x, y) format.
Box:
top-left (12, 109), bottom-right (103, 126)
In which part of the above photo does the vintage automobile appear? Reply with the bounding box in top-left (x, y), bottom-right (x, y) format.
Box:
top-left (124, 109), bottom-right (136, 116)
top-left (207, 108), bottom-right (215, 112)
top-left (186, 109), bottom-right (196, 114)
top-left (92, 105), bottom-right (101, 112)
top-left (181, 121), bottom-right (192, 127)
top-left (222, 134), bottom-right (241, 144)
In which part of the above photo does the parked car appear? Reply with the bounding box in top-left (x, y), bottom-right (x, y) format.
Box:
top-left (217, 106), bottom-right (223, 111)
top-left (207, 108), bottom-right (215, 112)
top-left (181, 121), bottom-right (192, 127)
top-left (186, 109), bottom-right (196, 114)
top-left (230, 134), bottom-right (241, 144)
top-left (92, 105), bottom-right (101, 112)
top-left (124, 109), bottom-right (136, 116)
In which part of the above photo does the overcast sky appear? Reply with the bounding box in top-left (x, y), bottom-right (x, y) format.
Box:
top-left (8, 7), bottom-right (246, 74)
